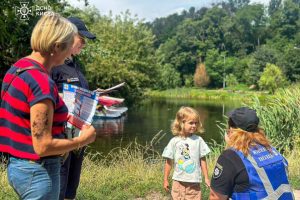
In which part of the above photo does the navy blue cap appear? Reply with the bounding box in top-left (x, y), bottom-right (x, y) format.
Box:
top-left (68, 17), bottom-right (96, 40)
top-left (228, 107), bottom-right (259, 132)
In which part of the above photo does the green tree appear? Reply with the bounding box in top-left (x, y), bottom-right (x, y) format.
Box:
top-left (205, 49), bottom-right (225, 88)
top-left (246, 46), bottom-right (279, 85)
top-left (258, 63), bottom-right (287, 93)
top-left (268, 0), bottom-right (300, 39)
top-left (225, 74), bottom-right (238, 87)
top-left (155, 64), bottom-right (181, 90)
top-left (80, 11), bottom-right (158, 105)
top-left (0, 0), bottom-right (66, 84)
top-left (223, 4), bottom-right (267, 56)
top-left (277, 45), bottom-right (300, 82)
top-left (147, 13), bottom-right (185, 48)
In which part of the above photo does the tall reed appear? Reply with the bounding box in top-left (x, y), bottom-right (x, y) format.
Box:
top-left (250, 86), bottom-right (300, 151)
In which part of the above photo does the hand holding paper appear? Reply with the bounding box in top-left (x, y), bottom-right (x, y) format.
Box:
top-left (63, 84), bottom-right (99, 129)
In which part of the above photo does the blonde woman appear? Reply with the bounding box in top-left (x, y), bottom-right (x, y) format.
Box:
top-left (162, 106), bottom-right (211, 200)
top-left (0, 12), bottom-right (96, 199)
top-left (210, 107), bottom-right (294, 200)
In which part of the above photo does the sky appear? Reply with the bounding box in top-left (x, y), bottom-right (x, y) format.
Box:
top-left (68, 0), bottom-right (271, 22)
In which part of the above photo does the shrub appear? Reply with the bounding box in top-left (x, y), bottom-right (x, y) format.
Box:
top-left (156, 64), bottom-right (181, 90)
top-left (258, 63), bottom-right (287, 93)
top-left (183, 74), bottom-right (194, 87)
top-left (225, 74), bottom-right (238, 88)
top-left (194, 63), bottom-right (210, 88)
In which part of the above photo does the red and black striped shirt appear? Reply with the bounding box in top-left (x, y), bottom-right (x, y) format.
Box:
top-left (0, 58), bottom-right (68, 160)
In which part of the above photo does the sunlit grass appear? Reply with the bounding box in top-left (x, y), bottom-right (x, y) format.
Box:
top-left (146, 87), bottom-right (268, 103)
top-left (0, 139), bottom-right (299, 200)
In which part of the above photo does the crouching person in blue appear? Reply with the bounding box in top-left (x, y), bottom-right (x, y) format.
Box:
top-left (209, 107), bottom-right (294, 200)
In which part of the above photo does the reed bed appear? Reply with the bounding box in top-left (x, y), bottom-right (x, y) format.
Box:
top-left (146, 88), bottom-right (267, 102)
top-left (250, 86), bottom-right (300, 152)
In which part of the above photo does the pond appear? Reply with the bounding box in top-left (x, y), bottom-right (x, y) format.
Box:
top-left (90, 98), bottom-right (242, 155)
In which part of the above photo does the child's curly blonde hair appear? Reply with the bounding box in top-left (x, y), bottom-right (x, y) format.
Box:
top-left (171, 106), bottom-right (204, 136)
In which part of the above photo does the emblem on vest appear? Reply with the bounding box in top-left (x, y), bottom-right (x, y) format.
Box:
top-left (213, 163), bottom-right (223, 179)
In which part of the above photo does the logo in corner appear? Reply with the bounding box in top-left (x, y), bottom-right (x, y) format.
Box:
top-left (15, 2), bottom-right (33, 20)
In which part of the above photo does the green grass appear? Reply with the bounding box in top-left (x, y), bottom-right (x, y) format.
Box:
top-left (1, 139), bottom-right (299, 199)
top-left (145, 87), bottom-right (269, 103)
top-left (284, 136), bottom-right (300, 190)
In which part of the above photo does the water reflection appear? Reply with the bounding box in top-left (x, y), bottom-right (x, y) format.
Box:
top-left (89, 98), bottom-right (241, 155)
top-left (92, 116), bottom-right (126, 136)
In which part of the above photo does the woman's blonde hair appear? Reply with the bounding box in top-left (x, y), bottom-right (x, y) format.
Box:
top-left (31, 12), bottom-right (77, 54)
top-left (171, 106), bottom-right (204, 136)
top-left (227, 128), bottom-right (271, 156)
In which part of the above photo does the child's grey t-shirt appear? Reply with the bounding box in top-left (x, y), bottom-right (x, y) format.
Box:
top-left (162, 134), bottom-right (210, 183)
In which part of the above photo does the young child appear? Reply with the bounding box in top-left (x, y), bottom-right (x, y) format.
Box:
top-left (162, 106), bottom-right (211, 200)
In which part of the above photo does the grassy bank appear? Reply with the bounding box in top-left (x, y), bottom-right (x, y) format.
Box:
top-left (146, 88), bottom-right (268, 102)
top-left (1, 141), bottom-right (299, 200)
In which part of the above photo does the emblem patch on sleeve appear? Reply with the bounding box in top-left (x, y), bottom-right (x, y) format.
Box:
top-left (212, 163), bottom-right (223, 179)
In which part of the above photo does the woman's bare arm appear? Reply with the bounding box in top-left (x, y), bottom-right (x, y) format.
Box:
top-left (31, 99), bottom-right (95, 157)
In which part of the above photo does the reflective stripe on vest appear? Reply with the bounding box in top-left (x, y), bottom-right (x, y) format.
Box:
top-left (231, 146), bottom-right (294, 200)
top-left (247, 155), bottom-right (294, 200)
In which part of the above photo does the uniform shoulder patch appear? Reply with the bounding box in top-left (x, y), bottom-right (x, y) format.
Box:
top-left (212, 163), bottom-right (223, 179)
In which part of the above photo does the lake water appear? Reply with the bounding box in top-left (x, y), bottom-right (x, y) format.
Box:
top-left (90, 98), bottom-right (241, 155)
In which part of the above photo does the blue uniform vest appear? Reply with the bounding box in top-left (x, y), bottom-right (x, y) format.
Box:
top-left (231, 145), bottom-right (294, 200)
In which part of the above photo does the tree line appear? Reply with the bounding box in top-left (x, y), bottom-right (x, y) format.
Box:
top-left (1, 0), bottom-right (300, 104)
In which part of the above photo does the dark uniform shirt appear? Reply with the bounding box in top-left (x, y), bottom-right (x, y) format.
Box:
top-left (211, 149), bottom-right (250, 197)
top-left (51, 58), bottom-right (89, 92)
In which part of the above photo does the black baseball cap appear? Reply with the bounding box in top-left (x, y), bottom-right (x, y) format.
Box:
top-left (68, 17), bottom-right (96, 40)
top-left (228, 107), bottom-right (259, 132)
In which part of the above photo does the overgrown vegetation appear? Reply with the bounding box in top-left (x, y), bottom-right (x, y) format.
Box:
top-left (250, 85), bottom-right (300, 152)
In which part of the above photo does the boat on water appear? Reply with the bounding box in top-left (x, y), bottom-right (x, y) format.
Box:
top-left (94, 106), bottom-right (128, 119)
top-left (98, 95), bottom-right (124, 107)
top-left (94, 85), bottom-right (128, 119)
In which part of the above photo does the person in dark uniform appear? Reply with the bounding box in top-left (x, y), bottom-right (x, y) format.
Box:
top-left (51, 17), bottom-right (96, 200)
top-left (209, 107), bottom-right (294, 200)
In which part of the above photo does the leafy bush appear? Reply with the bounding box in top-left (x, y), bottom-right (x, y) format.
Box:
top-left (258, 63), bottom-right (287, 93)
top-left (225, 74), bottom-right (238, 88)
top-left (194, 63), bottom-right (210, 88)
top-left (155, 64), bottom-right (181, 90)
top-left (183, 74), bottom-right (194, 87)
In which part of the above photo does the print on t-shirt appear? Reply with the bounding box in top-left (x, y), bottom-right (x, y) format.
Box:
top-left (177, 143), bottom-right (196, 174)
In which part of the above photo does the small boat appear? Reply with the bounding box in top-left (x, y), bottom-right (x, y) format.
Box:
top-left (94, 106), bottom-right (128, 119)
top-left (98, 96), bottom-right (124, 107)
